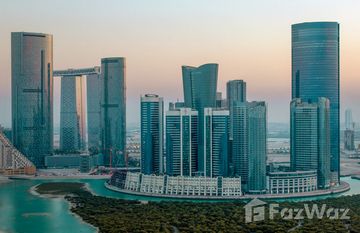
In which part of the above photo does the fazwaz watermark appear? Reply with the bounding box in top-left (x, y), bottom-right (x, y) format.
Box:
top-left (244, 198), bottom-right (350, 223)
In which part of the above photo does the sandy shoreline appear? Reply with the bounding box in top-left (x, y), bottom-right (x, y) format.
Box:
top-left (29, 182), bottom-right (100, 233)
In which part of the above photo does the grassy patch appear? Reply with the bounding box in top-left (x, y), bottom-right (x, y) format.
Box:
top-left (35, 182), bottom-right (86, 196)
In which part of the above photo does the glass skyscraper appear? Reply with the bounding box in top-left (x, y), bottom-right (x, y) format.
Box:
top-left (227, 80), bottom-right (247, 177)
top-left (292, 22), bottom-right (340, 180)
top-left (226, 80), bottom-right (246, 137)
top-left (247, 102), bottom-right (267, 194)
top-left (87, 73), bottom-right (101, 151)
top-left (11, 32), bottom-right (53, 168)
top-left (166, 108), bottom-right (198, 176)
top-left (182, 63), bottom-right (218, 175)
top-left (203, 108), bottom-right (229, 178)
top-left (100, 57), bottom-right (126, 167)
top-left (290, 98), bottom-right (331, 189)
top-left (182, 64), bottom-right (218, 110)
top-left (60, 76), bottom-right (86, 152)
top-left (232, 101), bottom-right (248, 186)
top-left (232, 101), bottom-right (267, 193)
top-left (226, 80), bottom-right (246, 108)
top-left (141, 94), bottom-right (164, 175)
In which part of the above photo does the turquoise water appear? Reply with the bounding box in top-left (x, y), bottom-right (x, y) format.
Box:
top-left (0, 179), bottom-right (97, 233)
top-left (0, 176), bottom-right (359, 233)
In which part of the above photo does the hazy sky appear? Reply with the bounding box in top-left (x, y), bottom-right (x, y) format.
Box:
top-left (1, 0), bottom-right (360, 128)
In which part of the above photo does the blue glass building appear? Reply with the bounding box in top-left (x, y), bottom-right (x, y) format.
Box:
top-left (166, 108), bottom-right (198, 176)
top-left (203, 108), bottom-right (229, 178)
top-left (292, 22), bottom-right (340, 181)
top-left (87, 73), bottom-right (101, 151)
top-left (290, 98), bottom-right (331, 189)
top-left (182, 63), bottom-right (218, 176)
top-left (182, 64), bottom-right (218, 110)
top-left (232, 101), bottom-right (267, 193)
top-left (232, 101), bottom-right (248, 186)
top-left (140, 94), bottom-right (164, 175)
top-left (226, 80), bottom-right (247, 177)
top-left (247, 102), bottom-right (267, 194)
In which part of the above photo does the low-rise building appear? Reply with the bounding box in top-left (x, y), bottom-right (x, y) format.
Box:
top-left (120, 172), bottom-right (242, 197)
top-left (166, 176), bottom-right (218, 196)
top-left (140, 174), bottom-right (165, 194)
top-left (267, 170), bottom-right (317, 194)
top-left (45, 153), bottom-right (103, 172)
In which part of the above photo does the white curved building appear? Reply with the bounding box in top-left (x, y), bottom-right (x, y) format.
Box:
top-left (122, 172), bottom-right (242, 197)
top-left (268, 170), bottom-right (317, 194)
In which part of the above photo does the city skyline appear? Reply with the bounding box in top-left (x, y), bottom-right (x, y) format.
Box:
top-left (1, 0), bottom-right (360, 128)
top-left (2, 2), bottom-right (360, 232)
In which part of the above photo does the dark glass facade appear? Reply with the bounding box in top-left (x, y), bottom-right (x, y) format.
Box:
top-left (166, 108), bottom-right (198, 176)
top-left (247, 102), bottom-right (267, 193)
top-left (292, 22), bottom-right (340, 179)
top-left (182, 63), bottom-right (218, 175)
top-left (11, 32), bottom-right (53, 168)
top-left (140, 94), bottom-right (164, 175)
top-left (87, 73), bottom-right (101, 151)
top-left (182, 64), bottom-right (218, 111)
top-left (290, 98), bottom-right (331, 189)
top-left (100, 57), bottom-right (126, 167)
top-left (204, 108), bottom-right (229, 178)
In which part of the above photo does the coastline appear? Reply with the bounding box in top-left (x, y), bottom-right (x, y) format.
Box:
top-left (66, 199), bottom-right (99, 233)
top-left (29, 182), bottom-right (99, 233)
top-left (104, 181), bottom-right (350, 201)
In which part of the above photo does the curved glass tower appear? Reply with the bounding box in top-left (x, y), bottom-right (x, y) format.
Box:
top-left (182, 63), bottom-right (218, 175)
top-left (182, 63), bottom-right (218, 110)
top-left (11, 32), bottom-right (53, 168)
top-left (291, 22), bottom-right (340, 180)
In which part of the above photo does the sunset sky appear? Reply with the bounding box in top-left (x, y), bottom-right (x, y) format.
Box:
top-left (1, 0), bottom-right (360, 128)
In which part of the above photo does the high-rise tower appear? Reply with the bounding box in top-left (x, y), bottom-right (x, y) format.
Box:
top-left (11, 32), bottom-right (53, 168)
top-left (247, 102), bottom-right (267, 193)
top-left (232, 101), bottom-right (248, 186)
top-left (292, 22), bottom-right (340, 181)
top-left (290, 98), bottom-right (331, 188)
top-left (87, 73), bottom-right (101, 151)
top-left (203, 108), bottom-right (229, 178)
top-left (182, 64), bottom-right (218, 110)
top-left (60, 76), bottom-right (86, 151)
top-left (227, 80), bottom-right (247, 177)
top-left (166, 108), bottom-right (198, 176)
top-left (141, 94), bottom-right (164, 175)
top-left (182, 63), bottom-right (218, 175)
top-left (100, 57), bottom-right (126, 167)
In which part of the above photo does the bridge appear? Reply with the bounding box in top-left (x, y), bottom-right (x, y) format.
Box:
top-left (0, 130), bottom-right (36, 175)
top-left (53, 66), bottom-right (100, 77)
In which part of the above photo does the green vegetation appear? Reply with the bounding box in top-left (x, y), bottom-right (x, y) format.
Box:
top-left (36, 182), bottom-right (360, 232)
top-left (35, 182), bottom-right (86, 196)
